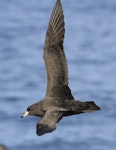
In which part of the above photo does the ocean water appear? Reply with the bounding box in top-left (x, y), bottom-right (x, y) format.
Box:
top-left (0, 0), bottom-right (116, 149)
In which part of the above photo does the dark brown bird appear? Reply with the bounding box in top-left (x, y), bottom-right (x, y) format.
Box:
top-left (21, 0), bottom-right (100, 136)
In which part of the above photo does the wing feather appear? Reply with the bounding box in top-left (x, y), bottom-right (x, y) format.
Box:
top-left (36, 110), bottom-right (63, 136)
top-left (44, 0), bottom-right (69, 97)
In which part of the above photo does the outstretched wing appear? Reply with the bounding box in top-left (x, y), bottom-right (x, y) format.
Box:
top-left (43, 0), bottom-right (68, 97)
top-left (36, 110), bottom-right (63, 136)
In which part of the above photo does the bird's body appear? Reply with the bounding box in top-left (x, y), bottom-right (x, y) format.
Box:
top-left (21, 0), bottom-right (100, 136)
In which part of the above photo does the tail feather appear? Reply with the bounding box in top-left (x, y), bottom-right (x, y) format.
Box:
top-left (83, 101), bottom-right (100, 112)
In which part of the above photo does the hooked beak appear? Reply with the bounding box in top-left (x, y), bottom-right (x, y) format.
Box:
top-left (21, 111), bottom-right (29, 118)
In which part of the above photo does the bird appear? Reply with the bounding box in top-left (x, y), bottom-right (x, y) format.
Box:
top-left (0, 144), bottom-right (8, 150)
top-left (21, 0), bottom-right (100, 136)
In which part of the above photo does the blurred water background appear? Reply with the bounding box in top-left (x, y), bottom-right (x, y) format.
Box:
top-left (0, 0), bottom-right (116, 149)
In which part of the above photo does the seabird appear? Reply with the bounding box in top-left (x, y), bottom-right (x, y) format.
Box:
top-left (21, 0), bottom-right (100, 136)
top-left (0, 144), bottom-right (8, 150)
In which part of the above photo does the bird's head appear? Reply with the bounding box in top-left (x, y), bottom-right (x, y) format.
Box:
top-left (21, 104), bottom-right (38, 118)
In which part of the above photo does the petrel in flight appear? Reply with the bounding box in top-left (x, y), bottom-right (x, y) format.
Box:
top-left (21, 0), bottom-right (100, 136)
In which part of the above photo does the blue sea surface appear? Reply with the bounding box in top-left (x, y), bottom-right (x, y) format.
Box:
top-left (0, 0), bottom-right (116, 150)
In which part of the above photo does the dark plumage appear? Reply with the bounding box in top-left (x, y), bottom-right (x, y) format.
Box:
top-left (21, 0), bottom-right (100, 136)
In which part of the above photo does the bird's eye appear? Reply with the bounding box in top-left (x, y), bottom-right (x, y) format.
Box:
top-left (27, 108), bottom-right (31, 111)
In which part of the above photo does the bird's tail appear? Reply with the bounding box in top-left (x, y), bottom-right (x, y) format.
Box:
top-left (83, 101), bottom-right (100, 112)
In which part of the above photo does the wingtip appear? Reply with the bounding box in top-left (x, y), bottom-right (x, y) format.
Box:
top-left (57, 0), bottom-right (61, 3)
top-left (36, 123), bottom-right (56, 136)
top-left (45, 0), bottom-right (65, 48)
